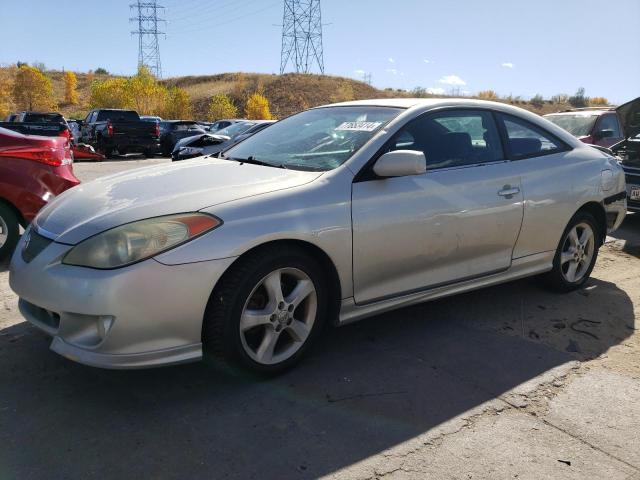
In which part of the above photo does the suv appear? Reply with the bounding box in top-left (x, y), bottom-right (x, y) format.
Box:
top-left (544, 108), bottom-right (625, 148)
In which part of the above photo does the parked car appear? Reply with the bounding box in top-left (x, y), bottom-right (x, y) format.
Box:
top-left (159, 120), bottom-right (206, 155)
top-left (545, 98), bottom-right (640, 212)
top-left (610, 97), bottom-right (640, 212)
top-left (140, 115), bottom-right (163, 123)
top-left (544, 107), bottom-right (625, 148)
top-left (79, 109), bottom-right (160, 158)
top-left (0, 111), bottom-right (73, 143)
top-left (172, 120), bottom-right (275, 161)
top-left (0, 127), bottom-right (80, 260)
top-left (4, 113), bottom-right (17, 122)
top-left (9, 99), bottom-right (626, 374)
top-left (207, 119), bottom-right (243, 133)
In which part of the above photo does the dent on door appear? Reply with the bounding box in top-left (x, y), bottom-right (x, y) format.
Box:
top-left (351, 164), bottom-right (524, 304)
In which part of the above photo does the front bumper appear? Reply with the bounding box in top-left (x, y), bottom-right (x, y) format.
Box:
top-left (9, 233), bottom-right (236, 369)
top-left (624, 168), bottom-right (640, 212)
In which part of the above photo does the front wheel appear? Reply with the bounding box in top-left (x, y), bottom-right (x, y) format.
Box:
top-left (202, 246), bottom-right (327, 375)
top-left (544, 211), bottom-right (600, 292)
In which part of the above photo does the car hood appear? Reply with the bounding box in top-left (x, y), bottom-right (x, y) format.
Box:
top-left (34, 157), bottom-right (323, 244)
top-left (617, 96), bottom-right (640, 139)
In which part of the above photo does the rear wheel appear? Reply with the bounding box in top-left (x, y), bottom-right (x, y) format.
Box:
top-left (202, 245), bottom-right (327, 375)
top-left (0, 203), bottom-right (20, 261)
top-left (143, 149), bottom-right (155, 158)
top-left (544, 211), bottom-right (600, 292)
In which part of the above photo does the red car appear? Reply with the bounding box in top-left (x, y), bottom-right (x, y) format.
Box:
top-left (0, 127), bottom-right (80, 260)
top-left (544, 107), bottom-right (625, 148)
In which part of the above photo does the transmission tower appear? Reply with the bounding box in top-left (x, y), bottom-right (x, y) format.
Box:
top-left (280, 0), bottom-right (325, 75)
top-left (130, 1), bottom-right (166, 78)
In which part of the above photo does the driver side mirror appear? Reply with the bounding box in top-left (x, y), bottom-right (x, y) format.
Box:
top-left (373, 150), bottom-right (427, 178)
top-left (594, 129), bottom-right (614, 140)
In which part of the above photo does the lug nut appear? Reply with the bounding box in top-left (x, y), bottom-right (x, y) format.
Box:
top-left (270, 314), bottom-right (276, 322)
top-left (288, 304), bottom-right (294, 312)
top-left (278, 301), bottom-right (285, 310)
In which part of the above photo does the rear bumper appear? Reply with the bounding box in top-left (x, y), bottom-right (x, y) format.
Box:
top-left (104, 137), bottom-right (160, 152)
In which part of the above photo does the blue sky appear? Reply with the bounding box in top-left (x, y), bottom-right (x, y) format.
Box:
top-left (0, 0), bottom-right (638, 103)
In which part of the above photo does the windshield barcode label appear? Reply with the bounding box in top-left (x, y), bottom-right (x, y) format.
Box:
top-left (335, 122), bottom-right (382, 132)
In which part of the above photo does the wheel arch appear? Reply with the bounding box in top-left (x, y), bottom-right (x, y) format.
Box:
top-left (575, 201), bottom-right (607, 243)
top-left (0, 197), bottom-right (27, 228)
top-left (212, 239), bottom-right (343, 326)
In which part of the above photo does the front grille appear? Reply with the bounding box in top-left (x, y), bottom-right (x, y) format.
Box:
top-left (21, 229), bottom-right (53, 263)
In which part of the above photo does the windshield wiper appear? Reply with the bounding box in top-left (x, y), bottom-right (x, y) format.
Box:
top-left (229, 156), bottom-right (288, 169)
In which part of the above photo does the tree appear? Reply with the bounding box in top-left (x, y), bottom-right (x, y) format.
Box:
top-left (569, 87), bottom-right (589, 108)
top-left (64, 71), bottom-right (79, 105)
top-left (90, 77), bottom-right (131, 109)
top-left (164, 87), bottom-right (192, 119)
top-left (95, 68), bottom-right (109, 75)
top-left (127, 66), bottom-right (166, 115)
top-left (530, 94), bottom-right (544, 109)
top-left (245, 92), bottom-right (272, 120)
top-left (0, 68), bottom-right (15, 119)
top-left (208, 94), bottom-right (238, 121)
top-left (590, 96), bottom-right (609, 106)
top-left (12, 65), bottom-right (55, 111)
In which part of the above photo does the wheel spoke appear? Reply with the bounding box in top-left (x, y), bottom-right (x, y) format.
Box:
top-left (565, 261), bottom-right (578, 282)
top-left (256, 328), bottom-right (279, 363)
top-left (262, 270), bottom-right (284, 305)
top-left (579, 227), bottom-right (592, 247)
top-left (287, 319), bottom-right (310, 343)
top-left (285, 279), bottom-right (314, 309)
top-left (240, 309), bottom-right (273, 332)
top-left (560, 251), bottom-right (574, 265)
top-left (568, 228), bottom-right (579, 248)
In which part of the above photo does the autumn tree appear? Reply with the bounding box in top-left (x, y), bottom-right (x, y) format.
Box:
top-left (0, 67), bottom-right (16, 119)
top-left (164, 87), bottom-right (192, 119)
top-left (208, 94), bottom-right (238, 121)
top-left (90, 78), bottom-right (131, 109)
top-left (127, 66), bottom-right (166, 115)
top-left (590, 97), bottom-right (609, 106)
top-left (64, 71), bottom-right (79, 104)
top-left (12, 65), bottom-right (55, 111)
top-left (245, 92), bottom-right (272, 120)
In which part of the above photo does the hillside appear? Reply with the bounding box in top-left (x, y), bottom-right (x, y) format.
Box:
top-left (5, 68), bottom-right (580, 120)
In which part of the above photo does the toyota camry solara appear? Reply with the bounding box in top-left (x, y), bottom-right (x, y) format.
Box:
top-left (9, 99), bottom-right (627, 373)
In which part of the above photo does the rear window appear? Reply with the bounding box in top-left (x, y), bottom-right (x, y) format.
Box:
top-left (172, 122), bottom-right (202, 132)
top-left (499, 114), bottom-right (567, 159)
top-left (23, 113), bottom-right (64, 123)
top-left (544, 113), bottom-right (598, 137)
top-left (96, 110), bottom-right (140, 122)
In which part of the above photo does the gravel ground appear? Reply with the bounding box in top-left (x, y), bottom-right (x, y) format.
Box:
top-left (0, 158), bottom-right (639, 480)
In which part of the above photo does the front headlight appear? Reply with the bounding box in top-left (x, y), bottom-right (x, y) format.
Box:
top-left (63, 213), bottom-right (221, 269)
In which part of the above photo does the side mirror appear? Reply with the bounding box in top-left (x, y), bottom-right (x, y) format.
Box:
top-left (373, 150), bottom-right (427, 178)
top-left (594, 129), bottom-right (614, 140)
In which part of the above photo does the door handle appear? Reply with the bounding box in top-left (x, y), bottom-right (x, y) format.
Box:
top-left (498, 186), bottom-right (520, 198)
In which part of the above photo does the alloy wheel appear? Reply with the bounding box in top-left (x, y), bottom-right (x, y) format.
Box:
top-left (0, 215), bottom-right (8, 249)
top-left (560, 222), bottom-right (595, 283)
top-left (239, 267), bottom-right (317, 365)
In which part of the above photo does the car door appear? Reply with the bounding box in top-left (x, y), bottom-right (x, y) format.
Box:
top-left (351, 109), bottom-right (524, 304)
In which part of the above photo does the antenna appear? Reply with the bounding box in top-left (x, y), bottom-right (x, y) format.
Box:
top-left (130, 1), bottom-right (166, 78)
top-left (280, 0), bottom-right (325, 74)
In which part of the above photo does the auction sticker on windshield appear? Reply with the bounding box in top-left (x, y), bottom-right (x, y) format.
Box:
top-left (335, 121), bottom-right (383, 132)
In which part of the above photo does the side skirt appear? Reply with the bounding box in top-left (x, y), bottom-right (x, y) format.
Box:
top-left (337, 251), bottom-right (555, 326)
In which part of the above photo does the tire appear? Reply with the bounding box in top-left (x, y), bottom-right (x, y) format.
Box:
top-left (544, 211), bottom-right (601, 292)
top-left (143, 150), bottom-right (155, 158)
top-left (202, 245), bottom-right (327, 375)
top-left (0, 203), bottom-right (20, 261)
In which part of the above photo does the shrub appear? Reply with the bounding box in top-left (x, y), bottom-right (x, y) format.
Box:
top-left (12, 65), bottom-right (55, 110)
top-left (95, 68), bottom-right (109, 75)
top-left (590, 97), bottom-right (609, 106)
top-left (208, 93), bottom-right (238, 121)
top-left (164, 86), bottom-right (192, 119)
top-left (551, 94), bottom-right (569, 104)
top-left (0, 67), bottom-right (15, 119)
top-left (64, 71), bottom-right (79, 105)
top-left (478, 90), bottom-right (499, 100)
top-left (568, 88), bottom-right (589, 108)
top-left (530, 94), bottom-right (544, 109)
top-left (245, 92), bottom-right (272, 120)
top-left (90, 77), bottom-right (131, 109)
top-left (128, 66), bottom-right (166, 115)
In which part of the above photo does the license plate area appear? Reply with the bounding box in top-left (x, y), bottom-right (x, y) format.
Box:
top-left (631, 187), bottom-right (640, 201)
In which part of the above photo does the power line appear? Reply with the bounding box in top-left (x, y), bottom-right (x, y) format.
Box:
top-left (130, 1), bottom-right (166, 78)
top-left (280, 0), bottom-right (324, 75)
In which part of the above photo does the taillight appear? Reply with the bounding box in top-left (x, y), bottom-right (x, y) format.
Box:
top-left (0, 146), bottom-right (67, 166)
top-left (155, 122), bottom-right (160, 137)
top-left (107, 120), bottom-right (114, 137)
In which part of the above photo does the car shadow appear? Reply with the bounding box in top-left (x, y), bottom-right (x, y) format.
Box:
top-left (608, 212), bottom-right (640, 258)
top-left (0, 275), bottom-right (634, 479)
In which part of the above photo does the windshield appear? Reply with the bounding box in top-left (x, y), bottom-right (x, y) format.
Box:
top-left (173, 122), bottom-right (202, 132)
top-left (545, 114), bottom-right (598, 137)
top-left (218, 122), bottom-right (255, 138)
top-left (223, 106), bottom-right (403, 171)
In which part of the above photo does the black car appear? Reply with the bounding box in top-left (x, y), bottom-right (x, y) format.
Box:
top-left (172, 121), bottom-right (275, 161)
top-left (611, 97), bottom-right (640, 212)
top-left (159, 121), bottom-right (206, 155)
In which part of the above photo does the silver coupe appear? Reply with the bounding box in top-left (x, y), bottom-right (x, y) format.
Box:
top-left (9, 99), bottom-right (627, 373)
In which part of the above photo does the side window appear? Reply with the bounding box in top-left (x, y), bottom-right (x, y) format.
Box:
top-left (499, 114), bottom-right (566, 159)
top-left (387, 110), bottom-right (504, 170)
top-left (597, 114), bottom-right (621, 137)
